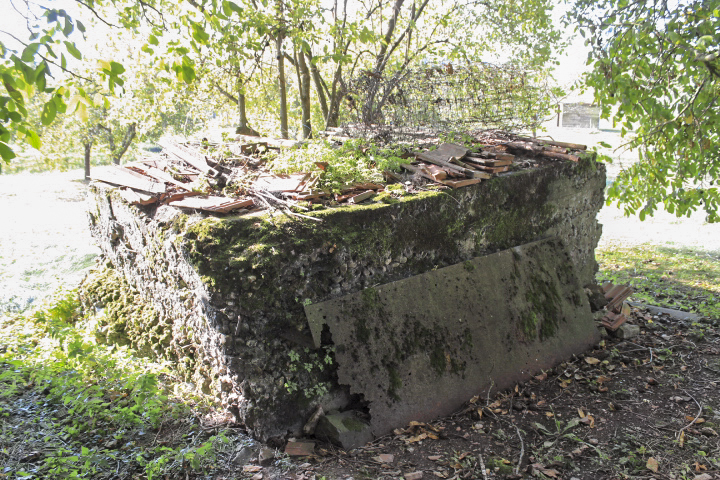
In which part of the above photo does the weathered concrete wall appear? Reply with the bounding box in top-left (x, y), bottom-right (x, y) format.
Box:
top-left (306, 237), bottom-right (598, 442)
top-left (82, 159), bottom-right (605, 442)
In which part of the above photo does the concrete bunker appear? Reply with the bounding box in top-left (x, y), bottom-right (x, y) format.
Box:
top-left (81, 134), bottom-right (605, 448)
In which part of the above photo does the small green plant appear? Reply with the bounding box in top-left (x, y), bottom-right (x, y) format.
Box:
top-left (268, 139), bottom-right (406, 193)
top-left (284, 346), bottom-right (336, 398)
top-left (0, 291), bottom-right (215, 479)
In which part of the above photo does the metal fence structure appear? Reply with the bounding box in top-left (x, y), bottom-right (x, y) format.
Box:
top-left (346, 62), bottom-right (559, 135)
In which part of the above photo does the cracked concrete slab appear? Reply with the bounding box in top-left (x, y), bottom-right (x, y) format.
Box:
top-left (305, 237), bottom-right (599, 440)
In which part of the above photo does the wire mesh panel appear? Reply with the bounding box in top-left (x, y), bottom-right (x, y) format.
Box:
top-left (346, 62), bottom-right (559, 135)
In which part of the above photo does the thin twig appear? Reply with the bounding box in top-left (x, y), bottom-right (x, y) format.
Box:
top-left (282, 208), bottom-right (322, 222)
top-left (478, 451), bottom-right (488, 480)
top-left (75, 0), bottom-right (117, 27)
top-left (677, 390), bottom-right (702, 439)
top-left (513, 424), bottom-right (524, 475)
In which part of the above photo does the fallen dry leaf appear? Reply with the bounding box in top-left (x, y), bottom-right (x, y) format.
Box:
top-left (646, 457), bottom-right (659, 473)
top-left (406, 433), bottom-right (428, 443)
top-left (428, 455), bottom-right (442, 461)
top-left (578, 408), bottom-right (585, 418)
top-left (243, 465), bottom-right (263, 473)
top-left (535, 372), bottom-right (548, 381)
top-left (530, 464), bottom-right (559, 478)
top-left (579, 415), bottom-right (595, 428)
top-left (685, 416), bottom-right (705, 424)
top-left (693, 461), bottom-right (708, 472)
top-left (585, 357), bottom-right (601, 365)
top-left (679, 430), bottom-right (686, 447)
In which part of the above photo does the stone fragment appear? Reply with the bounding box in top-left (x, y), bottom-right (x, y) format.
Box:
top-left (612, 324), bottom-right (641, 339)
top-left (314, 411), bottom-right (373, 449)
top-left (231, 445), bottom-right (257, 465)
top-left (258, 447), bottom-right (275, 466)
top-left (303, 405), bottom-right (324, 435)
top-left (373, 454), bottom-right (394, 464)
top-left (693, 474), bottom-right (713, 480)
top-left (585, 284), bottom-right (608, 311)
top-left (285, 440), bottom-right (316, 456)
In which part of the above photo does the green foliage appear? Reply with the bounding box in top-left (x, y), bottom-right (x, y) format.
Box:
top-left (596, 244), bottom-right (720, 319)
top-left (0, 5), bottom-right (146, 163)
top-left (569, 0), bottom-right (720, 222)
top-left (3, 0), bottom-right (566, 161)
top-left (0, 291), bottom-right (228, 479)
top-left (283, 346), bottom-right (335, 399)
top-left (269, 140), bottom-right (406, 192)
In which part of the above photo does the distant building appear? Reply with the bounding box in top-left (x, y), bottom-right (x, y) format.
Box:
top-left (561, 102), bottom-right (601, 128)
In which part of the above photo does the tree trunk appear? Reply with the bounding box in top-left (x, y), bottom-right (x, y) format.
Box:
top-left (276, 1), bottom-right (289, 140)
top-left (297, 45), bottom-right (312, 139)
top-left (308, 52), bottom-right (329, 124)
top-left (326, 64), bottom-right (344, 128)
top-left (238, 77), bottom-right (248, 131)
top-left (277, 36), bottom-right (289, 139)
top-left (99, 123), bottom-right (136, 165)
top-left (84, 142), bottom-right (92, 180)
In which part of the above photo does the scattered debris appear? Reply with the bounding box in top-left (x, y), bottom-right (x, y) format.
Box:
top-left (302, 406), bottom-right (324, 436)
top-left (599, 282), bottom-right (634, 332)
top-left (314, 411), bottom-right (373, 450)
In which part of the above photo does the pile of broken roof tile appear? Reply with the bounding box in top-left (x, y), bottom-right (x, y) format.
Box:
top-left (89, 133), bottom-right (588, 215)
top-left (601, 283), bottom-right (634, 331)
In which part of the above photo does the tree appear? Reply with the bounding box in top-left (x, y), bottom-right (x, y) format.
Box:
top-left (568, 0), bottom-right (720, 222)
top-left (2, 0), bottom-right (565, 162)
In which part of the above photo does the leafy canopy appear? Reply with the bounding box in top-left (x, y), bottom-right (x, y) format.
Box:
top-left (569, 0), bottom-right (720, 222)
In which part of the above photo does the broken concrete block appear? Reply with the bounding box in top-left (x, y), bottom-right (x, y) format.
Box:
top-left (258, 447), bottom-right (275, 466)
top-left (305, 238), bottom-right (599, 439)
top-left (314, 411), bottom-right (373, 449)
top-left (284, 440), bottom-right (316, 456)
top-left (230, 445), bottom-right (257, 465)
top-left (612, 324), bottom-right (641, 339)
top-left (585, 284), bottom-right (608, 312)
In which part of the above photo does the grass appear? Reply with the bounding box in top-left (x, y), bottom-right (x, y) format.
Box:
top-left (596, 243), bottom-right (720, 319)
top-left (0, 291), bottom-right (234, 479)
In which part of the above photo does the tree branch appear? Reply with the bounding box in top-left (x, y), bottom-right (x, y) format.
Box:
top-left (214, 82), bottom-right (239, 104)
top-left (0, 30), bottom-right (93, 82)
top-left (74, 0), bottom-right (117, 27)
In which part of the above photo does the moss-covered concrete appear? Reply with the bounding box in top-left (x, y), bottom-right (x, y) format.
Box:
top-left (304, 238), bottom-right (599, 439)
top-left (82, 158), bottom-right (605, 442)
